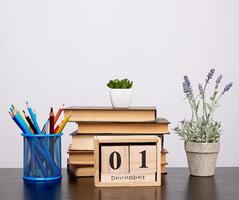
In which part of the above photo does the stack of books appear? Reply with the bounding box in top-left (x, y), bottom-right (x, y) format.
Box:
top-left (63, 106), bottom-right (170, 177)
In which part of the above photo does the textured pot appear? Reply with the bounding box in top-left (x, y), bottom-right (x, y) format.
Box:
top-left (185, 142), bottom-right (220, 177)
top-left (109, 89), bottom-right (132, 108)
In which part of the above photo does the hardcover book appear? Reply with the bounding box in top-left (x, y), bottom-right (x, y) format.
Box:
top-left (76, 118), bottom-right (170, 134)
top-left (63, 106), bottom-right (157, 122)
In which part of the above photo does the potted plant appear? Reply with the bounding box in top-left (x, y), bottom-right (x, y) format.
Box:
top-left (107, 78), bottom-right (133, 108)
top-left (175, 68), bottom-right (233, 176)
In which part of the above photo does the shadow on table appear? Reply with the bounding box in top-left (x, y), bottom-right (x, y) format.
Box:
top-left (185, 176), bottom-right (218, 200)
top-left (67, 174), bottom-right (166, 200)
top-left (66, 172), bottom-right (219, 200)
top-left (23, 180), bottom-right (61, 200)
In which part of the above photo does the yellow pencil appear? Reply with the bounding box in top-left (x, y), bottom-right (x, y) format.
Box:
top-left (56, 112), bottom-right (72, 133)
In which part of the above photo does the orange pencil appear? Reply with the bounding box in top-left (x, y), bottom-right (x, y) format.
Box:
top-left (54, 103), bottom-right (64, 125)
top-left (54, 125), bottom-right (60, 133)
top-left (56, 112), bottom-right (71, 133)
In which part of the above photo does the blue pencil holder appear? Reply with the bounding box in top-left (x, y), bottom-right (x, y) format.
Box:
top-left (22, 133), bottom-right (62, 182)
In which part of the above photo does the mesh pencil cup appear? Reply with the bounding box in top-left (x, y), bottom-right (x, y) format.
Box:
top-left (22, 133), bottom-right (62, 182)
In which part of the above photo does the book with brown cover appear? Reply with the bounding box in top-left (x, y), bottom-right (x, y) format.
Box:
top-left (68, 145), bottom-right (168, 173)
top-left (68, 161), bottom-right (168, 177)
top-left (76, 118), bottom-right (170, 134)
top-left (70, 135), bottom-right (95, 150)
top-left (67, 159), bottom-right (94, 177)
top-left (161, 163), bottom-right (168, 174)
top-left (63, 106), bottom-right (157, 122)
top-left (68, 149), bottom-right (94, 165)
top-left (70, 132), bottom-right (168, 151)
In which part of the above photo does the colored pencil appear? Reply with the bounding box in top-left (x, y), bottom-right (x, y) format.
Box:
top-left (9, 105), bottom-right (60, 176)
top-left (11, 105), bottom-right (29, 129)
top-left (49, 107), bottom-right (55, 161)
top-left (42, 120), bottom-right (49, 134)
top-left (23, 110), bottom-right (37, 134)
top-left (56, 112), bottom-right (71, 133)
top-left (11, 110), bottom-right (32, 134)
top-left (54, 103), bottom-right (64, 125)
top-left (26, 102), bottom-right (41, 134)
top-left (54, 125), bottom-right (60, 133)
top-left (9, 111), bottom-right (23, 132)
top-left (49, 107), bottom-right (54, 134)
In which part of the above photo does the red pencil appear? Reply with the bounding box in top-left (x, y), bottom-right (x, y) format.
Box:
top-left (49, 107), bottom-right (54, 134)
top-left (54, 103), bottom-right (64, 125)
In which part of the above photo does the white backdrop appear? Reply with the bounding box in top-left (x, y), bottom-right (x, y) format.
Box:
top-left (0, 0), bottom-right (238, 167)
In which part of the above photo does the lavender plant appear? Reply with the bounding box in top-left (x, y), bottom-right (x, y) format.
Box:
top-left (175, 69), bottom-right (233, 143)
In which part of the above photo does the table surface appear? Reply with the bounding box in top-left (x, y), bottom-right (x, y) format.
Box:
top-left (0, 168), bottom-right (238, 200)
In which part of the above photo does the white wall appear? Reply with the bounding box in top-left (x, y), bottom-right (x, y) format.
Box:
top-left (0, 0), bottom-right (238, 168)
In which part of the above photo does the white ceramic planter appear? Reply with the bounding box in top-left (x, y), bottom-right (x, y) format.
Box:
top-left (109, 89), bottom-right (132, 108)
top-left (185, 142), bottom-right (220, 177)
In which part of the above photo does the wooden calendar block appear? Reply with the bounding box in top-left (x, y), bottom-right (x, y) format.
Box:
top-left (100, 173), bottom-right (156, 183)
top-left (101, 146), bottom-right (129, 174)
top-left (129, 145), bottom-right (157, 175)
top-left (94, 136), bottom-right (161, 187)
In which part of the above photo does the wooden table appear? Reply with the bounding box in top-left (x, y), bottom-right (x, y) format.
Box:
top-left (0, 168), bottom-right (238, 200)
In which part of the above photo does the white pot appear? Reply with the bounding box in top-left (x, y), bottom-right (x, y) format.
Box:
top-left (109, 89), bottom-right (132, 108)
top-left (185, 142), bottom-right (220, 177)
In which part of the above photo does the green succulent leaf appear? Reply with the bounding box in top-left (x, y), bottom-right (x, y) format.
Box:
top-left (107, 78), bottom-right (133, 89)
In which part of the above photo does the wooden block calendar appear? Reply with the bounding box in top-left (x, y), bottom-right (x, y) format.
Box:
top-left (94, 136), bottom-right (161, 187)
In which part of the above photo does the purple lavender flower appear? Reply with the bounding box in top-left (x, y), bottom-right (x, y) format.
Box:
top-left (216, 74), bottom-right (222, 84)
top-left (198, 84), bottom-right (204, 97)
top-left (206, 68), bottom-right (215, 82)
top-left (183, 82), bottom-right (190, 96)
top-left (183, 75), bottom-right (192, 97)
top-left (184, 75), bottom-right (190, 86)
top-left (215, 74), bottom-right (222, 89)
top-left (222, 82), bottom-right (233, 95)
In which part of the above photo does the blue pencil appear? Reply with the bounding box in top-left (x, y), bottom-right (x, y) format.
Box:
top-left (10, 106), bottom-right (60, 176)
top-left (25, 103), bottom-right (60, 173)
top-left (9, 111), bottom-right (48, 175)
top-left (10, 110), bottom-right (56, 171)
top-left (26, 102), bottom-right (41, 134)
top-left (10, 110), bottom-right (32, 134)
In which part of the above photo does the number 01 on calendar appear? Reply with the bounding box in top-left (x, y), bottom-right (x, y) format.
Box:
top-left (94, 136), bottom-right (161, 187)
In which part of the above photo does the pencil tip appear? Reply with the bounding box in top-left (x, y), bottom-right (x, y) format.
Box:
top-left (8, 111), bottom-right (13, 117)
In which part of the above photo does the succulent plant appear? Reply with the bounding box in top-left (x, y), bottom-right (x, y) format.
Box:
top-left (107, 79), bottom-right (133, 89)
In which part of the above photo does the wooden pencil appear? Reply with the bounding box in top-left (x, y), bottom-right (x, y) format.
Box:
top-left (23, 110), bottom-right (37, 134)
top-left (49, 107), bottom-right (54, 134)
top-left (54, 103), bottom-right (64, 125)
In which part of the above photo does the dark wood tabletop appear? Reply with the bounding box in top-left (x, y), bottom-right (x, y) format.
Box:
top-left (0, 168), bottom-right (238, 200)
